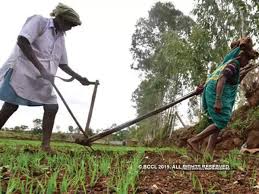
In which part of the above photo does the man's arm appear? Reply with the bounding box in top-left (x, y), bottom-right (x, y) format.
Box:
top-left (17, 36), bottom-right (45, 72)
top-left (59, 64), bottom-right (91, 85)
top-left (17, 36), bottom-right (53, 82)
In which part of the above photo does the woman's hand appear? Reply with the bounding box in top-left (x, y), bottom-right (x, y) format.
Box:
top-left (214, 99), bottom-right (222, 113)
top-left (195, 83), bottom-right (205, 95)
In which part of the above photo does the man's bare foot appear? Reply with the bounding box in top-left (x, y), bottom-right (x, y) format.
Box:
top-left (187, 139), bottom-right (201, 154)
top-left (41, 146), bottom-right (56, 155)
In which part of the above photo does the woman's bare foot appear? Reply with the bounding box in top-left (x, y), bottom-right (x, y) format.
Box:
top-left (187, 138), bottom-right (201, 154)
top-left (205, 147), bottom-right (215, 155)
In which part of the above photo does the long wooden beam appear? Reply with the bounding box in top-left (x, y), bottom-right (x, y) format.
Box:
top-left (75, 91), bottom-right (197, 146)
top-left (75, 63), bottom-right (259, 146)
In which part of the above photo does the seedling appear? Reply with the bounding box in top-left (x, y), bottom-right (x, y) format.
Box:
top-left (249, 168), bottom-right (257, 188)
top-left (190, 173), bottom-right (203, 193)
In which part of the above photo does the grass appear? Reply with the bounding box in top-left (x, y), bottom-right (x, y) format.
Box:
top-left (115, 153), bottom-right (143, 193)
top-left (99, 155), bottom-right (111, 176)
top-left (207, 184), bottom-right (220, 193)
top-left (88, 157), bottom-right (99, 187)
top-left (201, 152), bottom-right (213, 163)
top-left (0, 138), bottom-right (258, 193)
top-left (229, 106), bottom-right (259, 132)
top-left (60, 175), bottom-right (69, 193)
top-left (249, 167), bottom-right (257, 188)
top-left (217, 149), bottom-right (247, 179)
top-left (0, 139), bottom-right (147, 193)
top-left (173, 147), bottom-right (188, 156)
top-left (229, 118), bottom-right (246, 130)
top-left (190, 173), bottom-right (203, 193)
top-left (221, 149), bottom-right (247, 171)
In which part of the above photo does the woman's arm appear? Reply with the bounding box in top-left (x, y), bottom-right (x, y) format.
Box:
top-left (214, 62), bottom-right (238, 113)
top-left (215, 75), bottom-right (226, 100)
top-left (214, 75), bottom-right (226, 113)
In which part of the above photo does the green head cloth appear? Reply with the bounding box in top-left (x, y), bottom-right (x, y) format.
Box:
top-left (50, 3), bottom-right (81, 26)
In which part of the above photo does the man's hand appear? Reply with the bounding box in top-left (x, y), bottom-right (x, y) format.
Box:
top-left (195, 83), bottom-right (205, 95)
top-left (59, 64), bottom-right (98, 85)
top-left (214, 99), bottom-right (222, 113)
top-left (78, 77), bottom-right (91, 85)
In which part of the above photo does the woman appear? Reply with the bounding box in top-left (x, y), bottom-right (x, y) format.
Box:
top-left (187, 37), bottom-right (258, 154)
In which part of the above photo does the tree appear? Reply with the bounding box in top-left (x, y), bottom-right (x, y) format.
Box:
top-left (1, 127), bottom-right (9, 131)
top-left (130, 0), bottom-right (259, 140)
top-left (130, 2), bottom-right (196, 138)
top-left (56, 125), bottom-right (61, 132)
top-left (74, 127), bottom-right (80, 134)
top-left (193, 0), bottom-right (259, 106)
top-left (20, 125), bottom-right (28, 131)
top-left (13, 125), bottom-right (28, 131)
top-left (241, 68), bottom-right (259, 106)
top-left (32, 118), bottom-right (42, 134)
top-left (192, 0), bottom-right (259, 74)
top-left (193, 0), bottom-right (259, 43)
top-left (131, 2), bottom-right (194, 71)
top-left (68, 125), bottom-right (74, 133)
top-left (112, 130), bottom-right (130, 141)
top-left (14, 126), bottom-right (21, 131)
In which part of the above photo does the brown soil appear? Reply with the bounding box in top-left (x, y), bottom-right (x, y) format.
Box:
top-left (136, 150), bottom-right (259, 194)
top-left (69, 149), bottom-right (259, 193)
top-left (67, 103), bottom-right (258, 193)
top-left (1, 146), bottom-right (259, 193)
top-left (151, 105), bottom-right (259, 151)
top-left (141, 105), bottom-right (259, 193)
top-left (1, 105), bottom-right (258, 193)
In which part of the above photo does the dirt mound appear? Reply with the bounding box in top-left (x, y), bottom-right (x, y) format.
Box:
top-left (246, 130), bottom-right (259, 149)
top-left (137, 150), bottom-right (259, 193)
top-left (149, 126), bottom-right (197, 148)
top-left (151, 105), bottom-right (259, 151)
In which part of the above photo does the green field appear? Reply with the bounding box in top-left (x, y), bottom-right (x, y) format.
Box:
top-left (0, 139), bottom-right (148, 193)
top-left (1, 139), bottom-right (258, 193)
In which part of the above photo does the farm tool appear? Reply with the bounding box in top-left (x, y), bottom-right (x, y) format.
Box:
top-left (75, 89), bottom-right (202, 147)
top-left (53, 76), bottom-right (99, 150)
top-left (54, 74), bottom-right (201, 149)
top-left (55, 61), bottom-right (258, 149)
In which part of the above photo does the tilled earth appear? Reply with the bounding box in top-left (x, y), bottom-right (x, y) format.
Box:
top-left (136, 150), bottom-right (259, 194)
top-left (1, 144), bottom-right (259, 193)
top-left (79, 148), bottom-right (259, 194)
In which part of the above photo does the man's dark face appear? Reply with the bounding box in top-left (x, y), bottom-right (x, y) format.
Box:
top-left (62, 20), bottom-right (76, 31)
top-left (57, 16), bottom-right (77, 32)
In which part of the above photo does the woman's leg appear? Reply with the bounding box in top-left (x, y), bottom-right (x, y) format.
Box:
top-left (187, 124), bottom-right (219, 153)
top-left (0, 102), bottom-right (19, 128)
top-left (206, 129), bottom-right (220, 154)
top-left (42, 104), bottom-right (58, 151)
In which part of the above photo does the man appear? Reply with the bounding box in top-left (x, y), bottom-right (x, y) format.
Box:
top-left (0, 3), bottom-right (90, 153)
top-left (187, 37), bottom-right (258, 155)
